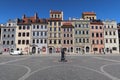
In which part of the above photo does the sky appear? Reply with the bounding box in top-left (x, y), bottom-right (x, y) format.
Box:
top-left (0, 0), bottom-right (120, 23)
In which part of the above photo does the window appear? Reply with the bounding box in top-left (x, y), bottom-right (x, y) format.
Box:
top-left (49, 40), bottom-right (52, 44)
top-left (8, 35), bottom-right (10, 38)
top-left (33, 32), bottom-right (35, 36)
top-left (75, 31), bottom-right (77, 34)
top-left (79, 31), bottom-right (81, 34)
top-left (101, 40), bottom-right (103, 44)
top-left (86, 31), bottom-right (88, 34)
top-left (92, 40), bottom-right (94, 44)
top-left (23, 32), bottom-right (25, 37)
top-left (11, 41), bottom-right (14, 45)
top-left (100, 26), bottom-right (102, 29)
top-left (37, 32), bottom-right (39, 36)
top-left (100, 33), bottom-right (102, 37)
top-left (41, 39), bottom-right (43, 43)
top-left (37, 39), bottom-right (39, 43)
top-left (58, 40), bottom-right (61, 44)
top-left (67, 40), bottom-right (69, 44)
top-left (12, 34), bottom-right (14, 37)
top-left (75, 24), bottom-right (77, 27)
top-left (96, 33), bottom-right (99, 37)
top-left (4, 29), bottom-right (6, 32)
top-left (41, 32), bottom-right (43, 36)
top-left (7, 41), bottom-right (9, 45)
top-left (91, 26), bottom-right (94, 29)
top-left (18, 33), bottom-right (21, 37)
top-left (45, 25), bottom-right (47, 29)
top-left (58, 22), bottom-right (61, 26)
top-left (94, 48), bottom-right (98, 51)
top-left (45, 32), bottom-right (47, 36)
top-left (97, 40), bottom-right (99, 44)
top-left (54, 22), bottom-right (56, 26)
top-left (58, 27), bottom-right (61, 31)
top-left (64, 34), bottom-right (66, 37)
top-left (44, 39), bottom-right (47, 43)
top-left (27, 26), bottom-right (29, 29)
top-left (96, 26), bottom-right (98, 29)
top-left (3, 41), bottom-right (5, 45)
top-left (54, 27), bottom-right (56, 31)
top-left (64, 28), bottom-right (66, 32)
top-left (18, 40), bottom-right (21, 44)
top-left (23, 26), bottom-right (25, 29)
top-left (4, 35), bottom-right (6, 38)
top-left (79, 24), bottom-right (81, 27)
top-left (92, 33), bottom-right (94, 37)
top-left (76, 39), bottom-right (78, 43)
top-left (33, 39), bottom-right (35, 43)
top-left (110, 39), bottom-right (112, 43)
top-left (70, 28), bottom-right (72, 31)
top-left (33, 25), bottom-right (35, 29)
top-left (67, 34), bottom-right (69, 37)
top-left (8, 29), bottom-right (10, 31)
top-left (41, 25), bottom-right (43, 29)
top-left (27, 32), bottom-right (29, 37)
top-left (54, 40), bottom-right (56, 44)
top-left (64, 40), bottom-right (66, 44)
top-left (12, 29), bottom-right (14, 31)
top-left (106, 39), bottom-right (108, 43)
top-left (71, 40), bottom-right (73, 44)
top-left (54, 33), bottom-right (56, 38)
top-left (71, 34), bottom-right (72, 37)
top-left (50, 27), bottom-right (52, 31)
top-left (26, 40), bottom-right (29, 45)
top-left (113, 47), bottom-right (117, 50)
top-left (113, 32), bottom-right (115, 35)
top-left (50, 22), bottom-right (52, 26)
top-left (114, 39), bottom-right (116, 43)
top-left (109, 31), bottom-right (112, 35)
top-left (105, 31), bottom-right (107, 35)
top-left (79, 39), bottom-right (81, 43)
top-left (19, 26), bottom-right (22, 30)
top-left (83, 31), bottom-right (85, 34)
top-left (37, 25), bottom-right (39, 29)
top-left (67, 28), bottom-right (69, 32)
top-left (111, 26), bottom-right (113, 28)
top-left (22, 40), bottom-right (25, 44)
top-left (87, 39), bottom-right (89, 43)
top-left (83, 39), bottom-right (85, 43)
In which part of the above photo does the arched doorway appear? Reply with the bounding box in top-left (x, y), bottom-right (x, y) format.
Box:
top-left (86, 47), bottom-right (89, 53)
top-left (32, 47), bottom-right (36, 54)
top-left (71, 47), bottom-right (73, 52)
top-left (49, 48), bottom-right (52, 54)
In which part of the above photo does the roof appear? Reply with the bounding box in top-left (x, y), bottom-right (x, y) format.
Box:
top-left (82, 12), bottom-right (96, 15)
top-left (17, 17), bottom-right (48, 25)
top-left (61, 23), bottom-right (74, 28)
top-left (50, 10), bottom-right (62, 14)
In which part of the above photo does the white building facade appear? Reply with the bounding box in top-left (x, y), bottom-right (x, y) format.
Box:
top-left (103, 20), bottom-right (119, 54)
top-left (31, 19), bottom-right (48, 54)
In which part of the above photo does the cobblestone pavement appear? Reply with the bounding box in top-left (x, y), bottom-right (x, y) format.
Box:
top-left (0, 54), bottom-right (120, 80)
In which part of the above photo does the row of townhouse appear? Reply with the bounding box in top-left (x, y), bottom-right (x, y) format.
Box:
top-left (0, 10), bottom-right (119, 54)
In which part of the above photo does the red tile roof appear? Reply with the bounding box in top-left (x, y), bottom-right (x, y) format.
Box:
top-left (82, 12), bottom-right (96, 15)
top-left (61, 22), bottom-right (74, 28)
top-left (50, 10), bottom-right (62, 14)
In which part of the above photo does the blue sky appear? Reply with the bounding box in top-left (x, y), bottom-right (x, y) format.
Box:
top-left (0, 0), bottom-right (120, 23)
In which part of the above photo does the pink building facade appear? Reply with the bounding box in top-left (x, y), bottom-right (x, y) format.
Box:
top-left (90, 20), bottom-right (104, 54)
top-left (61, 22), bottom-right (74, 54)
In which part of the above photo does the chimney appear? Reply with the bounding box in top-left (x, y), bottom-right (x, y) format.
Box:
top-left (22, 14), bottom-right (26, 19)
top-left (34, 13), bottom-right (38, 19)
